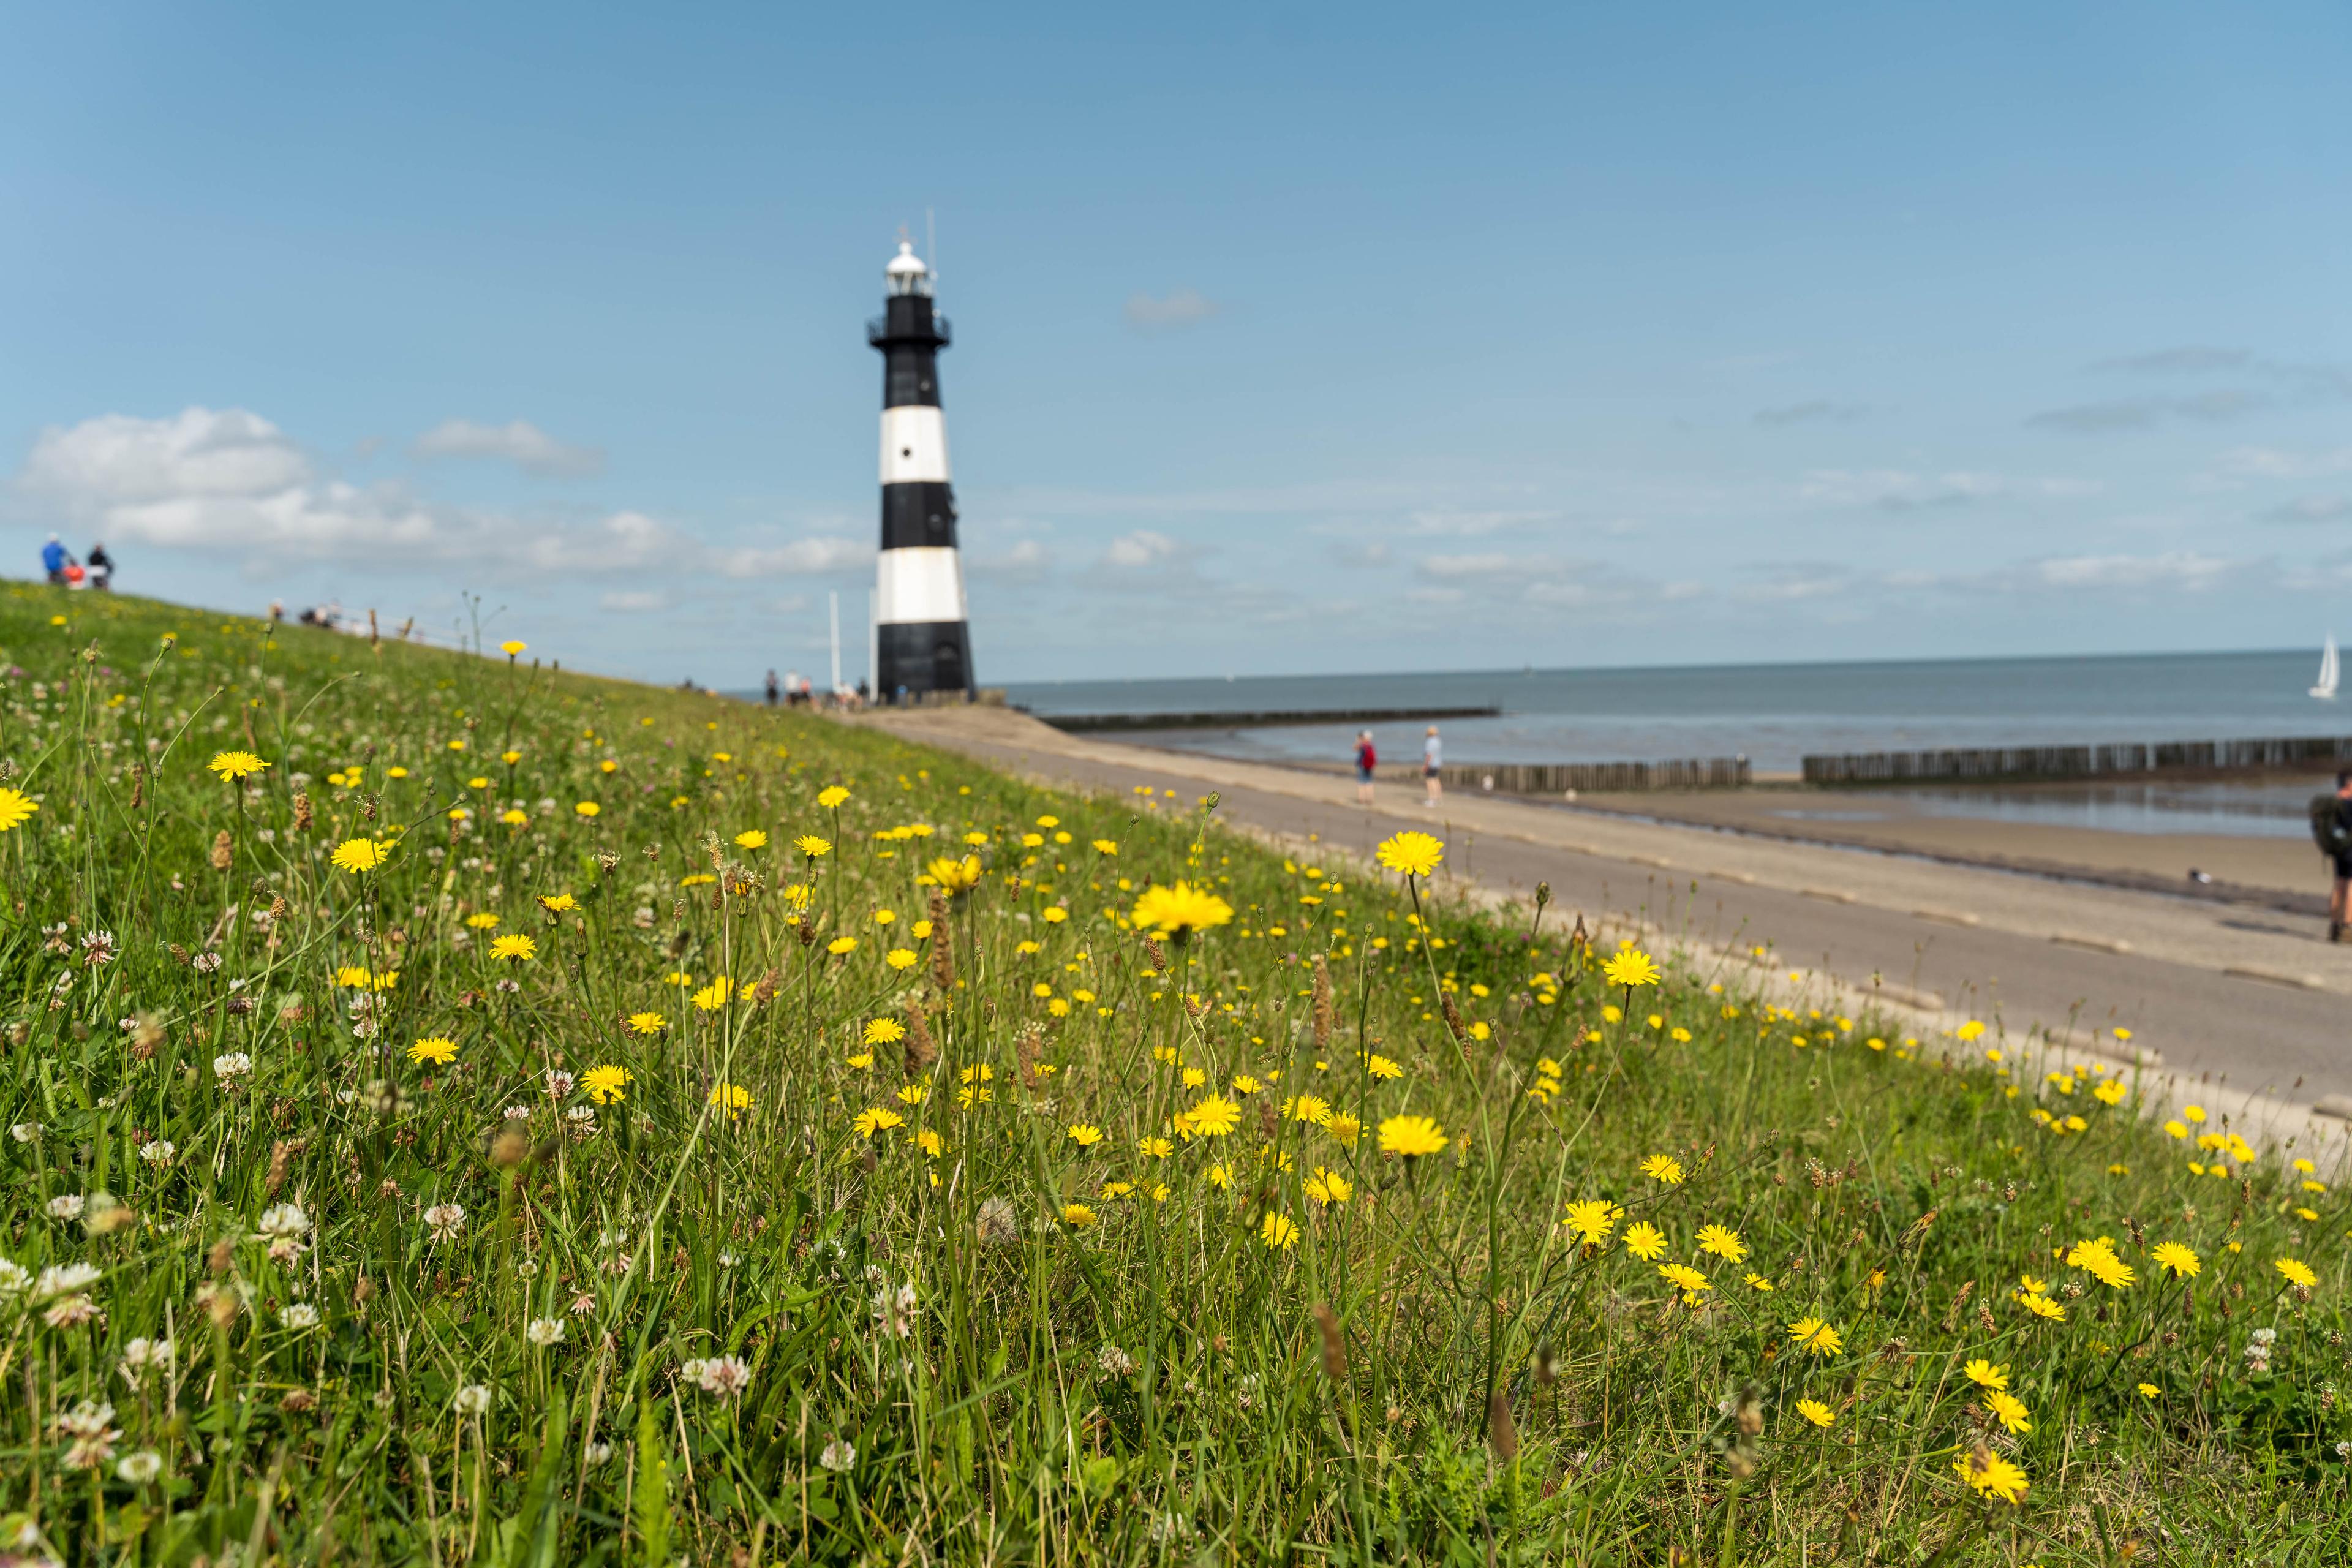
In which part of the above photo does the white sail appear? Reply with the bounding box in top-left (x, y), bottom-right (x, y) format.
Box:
top-left (2312, 635), bottom-right (2339, 700)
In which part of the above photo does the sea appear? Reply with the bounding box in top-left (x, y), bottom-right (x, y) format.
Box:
top-left (1003, 649), bottom-right (2349, 840)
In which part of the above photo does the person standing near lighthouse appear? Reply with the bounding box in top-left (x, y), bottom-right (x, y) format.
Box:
top-left (869, 239), bottom-right (974, 699)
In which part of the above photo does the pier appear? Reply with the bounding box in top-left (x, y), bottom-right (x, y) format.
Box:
top-left (1803, 732), bottom-right (2352, 785)
top-left (1034, 704), bottom-right (1500, 733)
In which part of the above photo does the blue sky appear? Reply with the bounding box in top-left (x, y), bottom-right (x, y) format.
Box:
top-left (4, 2), bottom-right (2349, 686)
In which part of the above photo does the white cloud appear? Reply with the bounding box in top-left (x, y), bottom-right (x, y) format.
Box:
top-left (1415, 552), bottom-right (1529, 579)
top-left (2219, 445), bottom-right (2352, 480)
top-left (1103, 529), bottom-right (1182, 568)
top-left (22, 407), bottom-right (309, 502)
top-left (412, 418), bottom-right (603, 478)
top-left (1124, 288), bottom-right (1221, 331)
top-left (1800, 469), bottom-right (2008, 510)
top-left (1402, 508), bottom-right (1550, 537)
top-left (717, 537), bottom-right (868, 577)
top-left (968, 538), bottom-right (1049, 579)
top-left (2030, 551), bottom-right (2241, 590)
top-left (600, 590), bottom-right (669, 612)
top-left (12, 406), bottom-right (846, 584)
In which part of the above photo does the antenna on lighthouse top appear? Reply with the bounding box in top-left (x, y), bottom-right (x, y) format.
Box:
top-left (926, 206), bottom-right (937, 287)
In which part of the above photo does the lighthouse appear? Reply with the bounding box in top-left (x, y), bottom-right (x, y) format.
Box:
top-left (869, 240), bottom-right (973, 699)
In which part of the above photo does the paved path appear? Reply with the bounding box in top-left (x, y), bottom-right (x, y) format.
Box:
top-left (864, 709), bottom-right (2352, 1121)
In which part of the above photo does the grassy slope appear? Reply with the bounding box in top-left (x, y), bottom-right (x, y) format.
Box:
top-left (0, 583), bottom-right (2345, 1566)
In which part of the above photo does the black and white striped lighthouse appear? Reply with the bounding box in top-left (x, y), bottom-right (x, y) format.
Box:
top-left (869, 239), bottom-right (973, 699)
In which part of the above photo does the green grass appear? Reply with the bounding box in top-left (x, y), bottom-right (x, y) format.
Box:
top-left (0, 583), bottom-right (2345, 1566)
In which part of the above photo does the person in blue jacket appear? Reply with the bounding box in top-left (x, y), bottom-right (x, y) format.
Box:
top-left (41, 533), bottom-right (75, 584)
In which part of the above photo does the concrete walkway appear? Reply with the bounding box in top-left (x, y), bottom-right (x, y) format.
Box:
top-left (861, 707), bottom-right (2352, 1141)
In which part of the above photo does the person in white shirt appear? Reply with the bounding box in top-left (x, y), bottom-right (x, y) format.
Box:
top-left (1423, 726), bottom-right (1442, 806)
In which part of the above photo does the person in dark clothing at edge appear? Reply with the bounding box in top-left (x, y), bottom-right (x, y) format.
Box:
top-left (2312, 767), bottom-right (2352, 942)
top-left (86, 543), bottom-right (114, 589)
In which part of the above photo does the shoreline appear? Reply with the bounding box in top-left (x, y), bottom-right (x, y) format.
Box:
top-left (1101, 739), bottom-right (2339, 913)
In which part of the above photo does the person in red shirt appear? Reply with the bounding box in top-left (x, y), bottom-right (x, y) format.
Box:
top-left (1354, 731), bottom-right (1377, 805)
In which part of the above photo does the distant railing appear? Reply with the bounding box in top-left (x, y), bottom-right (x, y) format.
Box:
top-left (866, 314), bottom-right (951, 347)
top-left (1443, 757), bottom-right (1751, 794)
top-left (1803, 734), bottom-right (2352, 785)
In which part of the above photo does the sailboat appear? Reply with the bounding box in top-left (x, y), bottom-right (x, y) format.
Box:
top-left (2312, 635), bottom-right (2339, 700)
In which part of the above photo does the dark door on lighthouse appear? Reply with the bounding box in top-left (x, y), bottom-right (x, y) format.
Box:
top-left (933, 639), bottom-right (965, 692)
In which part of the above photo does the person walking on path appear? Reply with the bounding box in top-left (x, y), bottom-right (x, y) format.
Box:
top-left (1423, 725), bottom-right (1443, 807)
top-left (1354, 731), bottom-right (1378, 805)
top-left (40, 534), bottom-right (74, 585)
top-left (765, 669), bottom-right (781, 707)
top-left (2315, 768), bottom-right (2352, 942)
top-left (86, 542), bottom-right (114, 590)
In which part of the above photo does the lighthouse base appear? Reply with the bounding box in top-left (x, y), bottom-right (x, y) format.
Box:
top-left (877, 620), bottom-right (975, 701)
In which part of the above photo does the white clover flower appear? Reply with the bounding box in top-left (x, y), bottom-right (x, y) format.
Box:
top-left (213, 1052), bottom-right (252, 1080)
top-left (1096, 1343), bottom-right (1137, 1378)
top-left (138, 1140), bottom-right (177, 1166)
top-left (45, 1194), bottom-right (85, 1222)
top-left (423, 1202), bottom-right (467, 1242)
top-left (584, 1439), bottom-right (615, 1466)
top-left (9, 1121), bottom-right (41, 1143)
top-left (116, 1450), bottom-right (164, 1485)
top-left (451, 1384), bottom-right (492, 1416)
top-left (118, 1337), bottom-right (173, 1384)
top-left (818, 1438), bottom-right (856, 1472)
top-left (0, 1259), bottom-right (30, 1296)
top-left (34, 1263), bottom-right (101, 1300)
top-left (281, 1302), bottom-right (320, 1329)
top-left (56, 1399), bottom-right (116, 1438)
top-left (546, 1070), bottom-right (577, 1099)
top-left (696, 1355), bottom-right (752, 1396)
top-left (256, 1202), bottom-right (310, 1238)
top-left (526, 1317), bottom-right (566, 1347)
top-left (192, 952), bottom-right (222, 975)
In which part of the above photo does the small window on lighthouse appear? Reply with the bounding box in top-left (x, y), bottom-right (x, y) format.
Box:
top-left (900, 447), bottom-right (913, 459)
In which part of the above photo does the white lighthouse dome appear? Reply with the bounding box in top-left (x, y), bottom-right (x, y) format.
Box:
top-left (885, 241), bottom-right (931, 295)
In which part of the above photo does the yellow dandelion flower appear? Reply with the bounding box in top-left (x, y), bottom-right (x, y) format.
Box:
top-left (1130, 881), bottom-right (1234, 937)
top-left (0, 789), bottom-right (40, 832)
top-left (207, 750), bottom-right (269, 782)
top-left (1795, 1398), bottom-right (1834, 1428)
top-left (1188, 1095), bottom-right (1242, 1136)
top-left (1377, 1114), bottom-right (1447, 1158)
top-left (1602, 949), bottom-right (1661, 988)
top-left (1962, 1359), bottom-right (2008, 1391)
top-left (1623, 1222), bottom-right (1667, 1261)
top-left (583, 1065), bottom-right (632, 1104)
top-left (796, 835), bottom-right (832, 858)
top-left (817, 785), bottom-right (851, 809)
top-left (628, 1011), bottom-right (666, 1036)
top-left (2275, 1256), bottom-right (2318, 1289)
top-left (734, 829), bottom-right (768, 850)
top-left (1640, 1153), bottom-right (1684, 1186)
top-left (330, 837), bottom-right (390, 874)
top-left (406, 1036), bottom-right (457, 1065)
top-left (854, 1106), bottom-right (905, 1137)
top-left (1373, 831), bottom-right (1444, 878)
top-left (1260, 1212), bottom-right (1300, 1250)
top-left (708, 1082), bottom-right (753, 1117)
top-left (1786, 1317), bottom-right (1842, 1357)
top-left (1696, 1224), bottom-right (1747, 1264)
top-left (863, 1017), bottom-right (907, 1046)
top-left (489, 933), bottom-right (537, 962)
